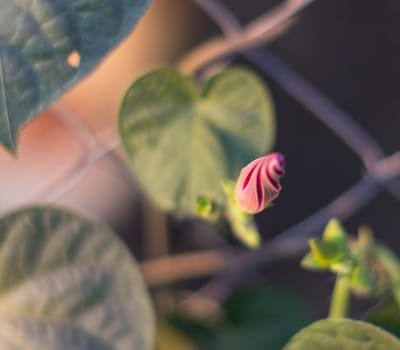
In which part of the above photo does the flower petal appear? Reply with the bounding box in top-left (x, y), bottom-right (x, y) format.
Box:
top-left (235, 153), bottom-right (285, 213)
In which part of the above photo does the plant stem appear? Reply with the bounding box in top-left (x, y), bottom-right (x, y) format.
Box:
top-left (329, 275), bottom-right (350, 319)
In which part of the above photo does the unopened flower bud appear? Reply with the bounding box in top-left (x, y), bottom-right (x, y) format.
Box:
top-left (235, 153), bottom-right (285, 213)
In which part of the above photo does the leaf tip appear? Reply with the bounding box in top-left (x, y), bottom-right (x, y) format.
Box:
top-left (1, 135), bottom-right (17, 155)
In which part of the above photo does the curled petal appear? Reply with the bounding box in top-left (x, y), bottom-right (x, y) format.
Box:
top-left (235, 153), bottom-right (285, 213)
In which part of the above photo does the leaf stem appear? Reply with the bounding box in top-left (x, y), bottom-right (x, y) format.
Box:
top-left (329, 275), bottom-right (350, 319)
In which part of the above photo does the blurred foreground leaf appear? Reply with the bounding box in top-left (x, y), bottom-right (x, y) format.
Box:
top-left (0, 0), bottom-right (150, 151)
top-left (283, 319), bottom-right (400, 350)
top-left (0, 206), bottom-right (154, 349)
top-left (119, 68), bottom-right (276, 215)
top-left (156, 322), bottom-right (197, 350)
top-left (365, 297), bottom-right (400, 338)
top-left (169, 286), bottom-right (310, 350)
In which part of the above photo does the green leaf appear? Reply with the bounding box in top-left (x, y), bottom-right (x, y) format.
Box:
top-left (196, 195), bottom-right (220, 222)
top-left (0, 0), bottom-right (151, 151)
top-left (309, 239), bottom-right (345, 266)
top-left (301, 219), bottom-right (349, 271)
top-left (350, 265), bottom-right (376, 296)
top-left (374, 245), bottom-right (400, 285)
top-left (227, 213), bottom-right (260, 249)
top-left (356, 225), bottom-right (374, 251)
top-left (170, 286), bottom-right (311, 350)
top-left (119, 68), bottom-right (276, 215)
top-left (365, 297), bottom-right (400, 338)
top-left (221, 180), bottom-right (260, 248)
top-left (323, 219), bottom-right (347, 247)
top-left (0, 206), bottom-right (154, 349)
top-left (301, 251), bottom-right (329, 271)
top-left (283, 319), bottom-right (400, 350)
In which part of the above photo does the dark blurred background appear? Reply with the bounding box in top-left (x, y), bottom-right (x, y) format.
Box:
top-left (243, 0), bottom-right (400, 318)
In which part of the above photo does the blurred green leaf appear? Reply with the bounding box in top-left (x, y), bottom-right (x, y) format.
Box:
top-left (0, 206), bottom-right (154, 349)
top-left (349, 265), bottom-right (375, 295)
top-left (156, 321), bottom-right (197, 350)
top-left (302, 219), bottom-right (349, 271)
top-left (365, 245), bottom-right (400, 303)
top-left (0, 0), bottom-right (150, 151)
top-left (365, 297), bottom-right (400, 338)
top-left (170, 286), bottom-right (311, 350)
top-left (196, 195), bottom-right (220, 222)
top-left (119, 68), bottom-right (276, 215)
top-left (356, 225), bottom-right (375, 251)
top-left (375, 246), bottom-right (400, 284)
top-left (221, 179), bottom-right (260, 248)
top-left (283, 319), bottom-right (400, 350)
top-left (309, 239), bottom-right (345, 266)
top-left (323, 219), bottom-right (347, 246)
top-left (301, 251), bottom-right (328, 270)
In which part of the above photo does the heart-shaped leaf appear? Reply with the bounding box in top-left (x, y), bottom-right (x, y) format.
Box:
top-left (0, 206), bottom-right (154, 349)
top-left (0, 0), bottom-right (151, 151)
top-left (119, 68), bottom-right (276, 214)
top-left (283, 319), bottom-right (400, 350)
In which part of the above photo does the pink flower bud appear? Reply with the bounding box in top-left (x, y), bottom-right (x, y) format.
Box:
top-left (235, 153), bottom-right (285, 214)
